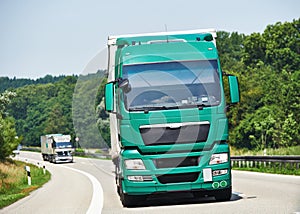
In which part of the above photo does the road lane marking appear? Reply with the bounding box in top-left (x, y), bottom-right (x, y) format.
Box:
top-left (233, 191), bottom-right (257, 200)
top-left (61, 166), bottom-right (104, 214)
top-left (232, 191), bottom-right (247, 199)
top-left (16, 156), bottom-right (104, 213)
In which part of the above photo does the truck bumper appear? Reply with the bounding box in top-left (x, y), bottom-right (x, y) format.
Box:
top-left (55, 156), bottom-right (73, 163)
top-left (120, 143), bottom-right (231, 195)
top-left (122, 169), bottom-right (231, 195)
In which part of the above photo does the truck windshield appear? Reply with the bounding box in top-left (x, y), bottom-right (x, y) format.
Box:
top-left (122, 60), bottom-right (221, 111)
top-left (55, 142), bottom-right (73, 148)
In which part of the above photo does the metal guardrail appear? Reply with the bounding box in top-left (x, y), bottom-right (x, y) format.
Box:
top-left (231, 156), bottom-right (300, 169)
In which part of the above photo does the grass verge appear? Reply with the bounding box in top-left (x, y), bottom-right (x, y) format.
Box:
top-left (230, 145), bottom-right (300, 156)
top-left (0, 159), bottom-right (51, 209)
top-left (232, 165), bottom-right (300, 176)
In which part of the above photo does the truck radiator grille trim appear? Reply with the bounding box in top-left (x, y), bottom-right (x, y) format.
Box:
top-left (153, 156), bottom-right (199, 168)
top-left (156, 172), bottom-right (199, 184)
top-left (140, 123), bottom-right (210, 146)
top-left (124, 141), bottom-right (226, 156)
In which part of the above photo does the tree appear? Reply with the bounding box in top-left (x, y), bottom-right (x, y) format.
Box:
top-left (217, 31), bottom-right (245, 71)
top-left (7, 77), bottom-right (77, 146)
top-left (280, 113), bottom-right (298, 147)
top-left (0, 91), bottom-right (21, 160)
top-left (221, 19), bottom-right (300, 150)
top-left (262, 19), bottom-right (300, 72)
top-left (242, 33), bottom-right (266, 67)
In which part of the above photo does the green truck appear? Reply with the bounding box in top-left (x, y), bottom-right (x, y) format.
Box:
top-left (105, 29), bottom-right (240, 207)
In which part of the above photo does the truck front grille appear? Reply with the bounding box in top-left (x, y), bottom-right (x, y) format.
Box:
top-left (156, 172), bottom-right (199, 184)
top-left (153, 156), bottom-right (199, 168)
top-left (140, 122), bottom-right (210, 146)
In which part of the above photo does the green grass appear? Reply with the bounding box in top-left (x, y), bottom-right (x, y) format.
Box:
top-left (0, 159), bottom-right (51, 209)
top-left (232, 166), bottom-right (300, 176)
top-left (230, 145), bottom-right (300, 156)
top-left (232, 162), bottom-right (300, 176)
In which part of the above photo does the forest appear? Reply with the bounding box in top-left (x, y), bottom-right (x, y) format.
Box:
top-left (0, 75), bottom-right (67, 93)
top-left (0, 18), bottom-right (299, 157)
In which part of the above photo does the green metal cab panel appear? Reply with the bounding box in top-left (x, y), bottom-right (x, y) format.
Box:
top-left (119, 106), bottom-right (228, 153)
top-left (121, 42), bottom-right (218, 66)
top-left (116, 32), bottom-right (214, 46)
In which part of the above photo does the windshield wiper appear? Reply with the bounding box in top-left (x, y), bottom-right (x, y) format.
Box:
top-left (129, 106), bottom-right (175, 113)
top-left (129, 104), bottom-right (211, 113)
top-left (196, 103), bottom-right (211, 109)
top-left (175, 103), bottom-right (211, 110)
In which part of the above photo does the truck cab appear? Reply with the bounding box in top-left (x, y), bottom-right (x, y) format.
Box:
top-left (41, 134), bottom-right (74, 163)
top-left (105, 29), bottom-right (239, 207)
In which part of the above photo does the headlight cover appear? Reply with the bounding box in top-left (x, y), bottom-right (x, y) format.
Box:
top-left (209, 153), bottom-right (228, 165)
top-left (124, 159), bottom-right (146, 170)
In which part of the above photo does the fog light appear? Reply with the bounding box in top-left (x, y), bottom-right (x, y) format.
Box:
top-left (128, 176), bottom-right (143, 182)
top-left (212, 169), bottom-right (228, 176)
top-left (127, 175), bottom-right (153, 182)
top-left (212, 182), bottom-right (219, 189)
top-left (220, 180), bottom-right (227, 187)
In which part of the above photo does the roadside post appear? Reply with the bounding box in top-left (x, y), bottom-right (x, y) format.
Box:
top-left (25, 166), bottom-right (31, 185)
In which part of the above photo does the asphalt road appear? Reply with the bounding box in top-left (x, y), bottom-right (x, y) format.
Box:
top-left (2, 151), bottom-right (300, 214)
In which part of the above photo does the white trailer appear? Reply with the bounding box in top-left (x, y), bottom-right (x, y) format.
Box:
top-left (41, 134), bottom-right (74, 163)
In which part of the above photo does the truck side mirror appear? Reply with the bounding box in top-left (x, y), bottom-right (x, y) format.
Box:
top-left (105, 82), bottom-right (114, 112)
top-left (228, 76), bottom-right (240, 104)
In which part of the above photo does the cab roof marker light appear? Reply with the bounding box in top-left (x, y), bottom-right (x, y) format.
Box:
top-left (147, 39), bottom-right (186, 44)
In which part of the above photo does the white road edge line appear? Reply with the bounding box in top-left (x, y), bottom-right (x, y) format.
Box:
top-left (61, 166), bottom-right (104, 214)
top-left (232, 191), bottom-right (247, 199)
top-left (16, 155), bottom-right (104, 213)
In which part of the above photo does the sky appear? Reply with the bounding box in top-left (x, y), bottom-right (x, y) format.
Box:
top-left (0, 0), bottom-right (299, 79)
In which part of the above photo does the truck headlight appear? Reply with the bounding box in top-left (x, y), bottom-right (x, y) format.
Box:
top-left (124, 159), bottom-right (146, 170)
top-left (209, 153), bottom-right (228, 165)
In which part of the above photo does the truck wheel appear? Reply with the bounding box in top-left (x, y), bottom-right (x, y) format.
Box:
top-left (115, 165), bottom-right (118, 184)
top-left (214, 186), bottom-right (232, 202)
top-left (116, 177), bottom-right (122, 196)
top-left (120, 193), bottom-right (137, 207)
top-left (119, 181), bottom-right (145, 207)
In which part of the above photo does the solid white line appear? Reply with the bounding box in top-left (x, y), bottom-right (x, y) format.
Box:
top-left (16, 156), bottom-right (104, 213)
top-left (15, 157), bottom-right (103, 214)
top-left (62, 166), bottom-right (104, 214)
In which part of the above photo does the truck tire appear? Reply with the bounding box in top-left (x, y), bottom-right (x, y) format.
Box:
top-left (214, 186), bottom-right (232, 202)
top-left (120, 193), bottom-right (138, 207)
top-left (119, 181), bottom-right (145, 207)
